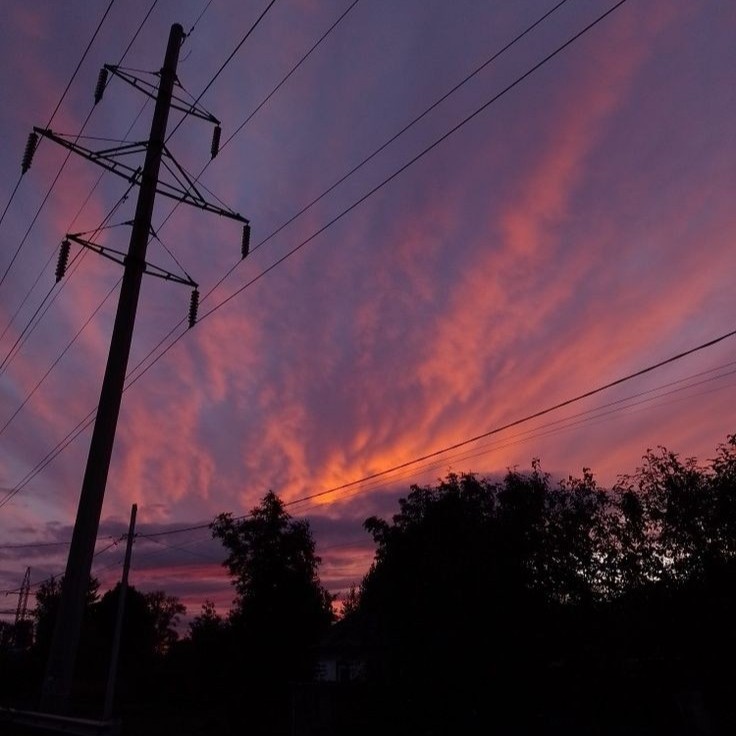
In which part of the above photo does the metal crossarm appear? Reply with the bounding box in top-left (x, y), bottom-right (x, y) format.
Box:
top-left (34, 127), bottom-right (248, 223)
top-left (66, 233), bottom-right (197, 287)
top-left (105, 64), bottom-right (220, 124)
top-left (34, 128), bottom-right (144, 184)
top-left (161, 145), bottom-right (207, 206)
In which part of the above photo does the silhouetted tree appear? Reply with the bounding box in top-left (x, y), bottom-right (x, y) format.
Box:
top-left (171, 600), bottom-right (231, 707)
top-left (339, 585), bottom-right (361, 619)
top-left (74, 584), bottom-right (185, 714)
top-left (710, 434), bottom-right (736, 564)
top-left (211, 491), bottom-right (334, 734)
top-left (188, 599), bottom-right (226, 643)
top-left (0, 621), bottom-right (14, 651)
top-left (33, 576), bottom-right (99, 660)
top-left (545, 466), bottom-right (611, 603)
top-left (92, 585), bottom-right (184, 663)
top-left (357, 472), bottom-right (507, 731)
top-left (143, 590), bottom-right (186, 656)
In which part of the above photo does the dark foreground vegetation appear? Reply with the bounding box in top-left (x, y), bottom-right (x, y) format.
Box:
top-left (1, 435), bottom-right (735, 735)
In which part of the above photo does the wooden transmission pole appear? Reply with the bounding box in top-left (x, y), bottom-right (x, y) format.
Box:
top-left (39, 22), bottom-right (185, 713)
top-left (32, 22), bottom-right (249, 713)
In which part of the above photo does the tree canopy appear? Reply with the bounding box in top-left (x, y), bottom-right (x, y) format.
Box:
top-left (212, 491), bottom-right (335, 672)
top-left (343, 436), bottom-right (736, 733)
top-left (206, 491), bottom-right (335, 733)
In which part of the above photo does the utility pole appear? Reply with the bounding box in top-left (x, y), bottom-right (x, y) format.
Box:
top-left (103, 503), bottom-right (137, 722)
top-left (14, 566), bottom-right (31, 628)
top-left (28, 17), bottom-right (249, 713)
top-left (13, 567), bottom-right (32, 650)
top-left (40, 24), bottom-right (184, 713)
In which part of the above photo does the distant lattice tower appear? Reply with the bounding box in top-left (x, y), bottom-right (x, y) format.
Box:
top-left (13, 567), bottom-right (33, 649)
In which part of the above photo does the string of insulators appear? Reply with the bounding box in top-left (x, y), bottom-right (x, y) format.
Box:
top-left (94, 68), bottom-right (109, 105)
top-left (188, 288), bottom-right (200, 328)
top-left (55, 240), bottom-right (71, 283)
top-left (210, 125), bottom-right (221, 159)
top-left (241, 223), bottom-right (251, 259)
top-left (21, 132), bottom-right (39, 174)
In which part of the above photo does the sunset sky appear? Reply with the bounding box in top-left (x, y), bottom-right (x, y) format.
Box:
top-left (1, 0), bottom-right (735, 623)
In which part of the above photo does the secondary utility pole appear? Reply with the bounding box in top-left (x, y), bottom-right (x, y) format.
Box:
top-left (40, 24), bottom-right (184, 713)
top-left (103, 503), bottom-right (137, 722)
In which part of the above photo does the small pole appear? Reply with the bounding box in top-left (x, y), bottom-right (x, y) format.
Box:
top-left (103, 503), bottom-right (137, 722)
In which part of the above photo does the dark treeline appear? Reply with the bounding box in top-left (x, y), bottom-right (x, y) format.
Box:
top-left (1, 436), bottom-right (735, 735)
top-left (0, 577), bottom-right (185, 718)
top-left (342, 437), bottom-right (736, 735)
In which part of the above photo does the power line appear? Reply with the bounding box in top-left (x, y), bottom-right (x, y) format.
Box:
top-left (0, 247), bottom-right (93, 375)
top-left (138, 522), bottom-right (213, 538)
top-left (110, 333), bottom-right (736, 537)
top-left (0, 0), bottom-right (654, 514)
top-left (0, 0), bottom-right (119, 236)
top-left (186, 0), bottom-right (215, 37)
top-left (236, 0), bottom-right (571, 260)
top-left (0, 284), bottom-right (58, 374)
top-left (0, 277), bottom-right (122, 437)
top-left (123, 0), bottom-right (566, 384)
top-left (0, 180), bottom-right (23, 239)
top-left (4, 358), bottom-right (733, 576)
top-left (118, 0), bottom-right (160, 61)
top-left (0, 533), bottom-right (127, 554)
top-left (0, 249), bottom-right (90, 370)
top-left (0, 535), bottom-right (126, 596)
top-left (96, 371), bottom-right (736, 590)
top-left (166, 0), bottom-right (279, 142)
top-left (114, 0), bottom-right (632, 400)
top-left (114, 0), bottom-right (366, 385)
top-left (220, 0), bottom-right (362, 151)
top-left (0, 541), bottom-right (70, 550)
top-left (139, 533), bottom-right (220, 563)
top-left (0, 103), bottom-right (146, 350)
top-left (0, 0), bottom-right (119, 285)
top-left (0, 0), bottom-right (158, 344)
top-left (298, 368), bottom-right (736, 512)
top-left (197, 0), bottom-right (631, 327)
top-left (0, 186), bottom-right (133, 375)
top-left (0, 408), bottom-right (97, 509)
top-left (284, 328), bottom-right (736, 507)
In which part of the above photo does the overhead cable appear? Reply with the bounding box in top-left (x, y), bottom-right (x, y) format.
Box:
top-left (0, 0), bottom-right (645, 511)
top-left (166, 0), bottom-right (279, 142)
top-left (0, 0), bottom-right (119, 285)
